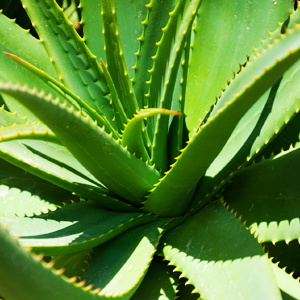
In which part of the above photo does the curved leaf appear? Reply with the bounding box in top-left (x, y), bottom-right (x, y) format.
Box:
top-left (159, 200), bottom-right (280, 300)
top-left (144, 22), bottom-right (300, 217)
top-left (0, 122), bottom-right (61, 144)
top-left (149, 0), bottom-right (201, 172)
top-left (0, 157), bottom-right (75, 217)
top-left (185, 0), bottom-right (295, 133)
top-left (122, 108), bottom-right (180, 162)
top-left (132, 0), bottom-right (178, 109)
top-left (22, 0), bottom-right (115, 125)
top-left (189, 8), bottom-right (300, 213)
top-left (101, 0), bottom-right (138, 120)
top-left (0, 11), bottom-right (60, 119)
top-left (0, 223), bottom-right (113, 300)
top-left (272, 263), bottom-right (300, 300)
top-left (130, 256), bottom-right (178, 300)
top-left (0, 201), bottom-right (157, 256)
top-left (224, 145), bottom-right (300, 244)
top-left (0, 106), bottom-right (133, 211)
top-left (0, 83), bottom-right (161, 206)
top-left (82, 218), bottom-right (170, 299)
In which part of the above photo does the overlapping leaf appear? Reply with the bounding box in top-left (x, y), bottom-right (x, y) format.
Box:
top-left (143, 22), bottom-right (300, 217)
top-left (0, 201), bottom-right (157, 256)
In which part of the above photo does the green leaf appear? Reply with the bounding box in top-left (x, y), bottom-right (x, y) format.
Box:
top-left (81, 218), bottom-right (170, 299)
top-left (101, 0), bottom-right (138, 119)
top-left (272, 263), bottom-right (300, 300)
top-left (159, 200), bottom-right (280, 300)
top-left (113, 0), bottom-right (148, 80)
top-left (0, 201), bottom-right (157, 256)
top-left (52, 249), bottom-right (92, 280)
top-left (5, 52), bottom-right (81, 110)
top-left (0, 223), bottom-right (114, 300)
top-left (130, 256), bottom-right (178, 300)
top-left (0, 105), bottom-right (133, 211)
top-left (0, 157), bottom-right (75, 217)
top-left (0, 121), bottom-right (61, 144)
top-left (80, 0), bottom-right (148, 81)
top-left (122, 108), bottom-right (180, 163)
top-left (132, 0), bottom-right (178, 109)
top-left (144, 22), bottom-right (300, 217)
top-left (185, 0), bottom-right (295, 133)
top-left (0, 83), bottom-right (161, 206)
top-left (100, 58), bottom-right (127, 133)
top-left (0, 10), bottom-right (60, 120)
top-left (22, 0), bottom-right (115, 125)
top-left (5, 52), bottom-right (118, 136)
top-left (188, 8), bottom-right (300, 213)
top-left (149, 0), bottom-right (201, 172)
top-left (168, 34), bottom-right (191, 165)
top-left (80, 0), bottom-right (105, 63)
top-left (224, 145), bottom-right (300, 244)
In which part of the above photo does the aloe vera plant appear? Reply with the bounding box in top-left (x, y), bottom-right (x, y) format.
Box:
top-left (1, 0), bottom-right (300, 299)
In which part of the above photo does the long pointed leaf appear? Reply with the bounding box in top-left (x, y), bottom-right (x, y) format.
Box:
top-left (132, 0), bottom-right (178, 109)
top-left (0, 83), bottom-right (161, 206)
top-left (149, 0), bottom-right (201, 172)
top-left (143, 22), bottom-right (300, 217)
top-left (0, 223), bottom-right (117, 300)
top-left (188, 8), bottom-right (300, 214)
top-left (185, 0), bottom-right (295, 133)
top-left (102, 0), bottom-right (138, 119)
top-left (224, 145), bottom-right (300, 244)
top-left (22, 0), bottom-right (115, 125)
top-left (0, 201), bottom-right (157, 256)
top-left (159, 200), bottom-right (281, 299)
top-left (5, 52), bottom-right (118, 137)
top-left (122, 109), bottom-right (180, 162)
top-left (81, 218), bottom-right (170, 299)
top-left (0, 122), bottom-right (61, 144)
top-left (0, 11), bottom-right (60, 119)
top-left (0, 158), bottom-right (76, 217)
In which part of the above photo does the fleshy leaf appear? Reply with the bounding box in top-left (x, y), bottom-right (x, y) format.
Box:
top-left (144, 22), bottom-right (300, 217)
top-left (52, 249), bottom-right (92, 280)
top-left (224, 145), bottom-right (300, 244)
top-left (0, 106), bottom-right (134, 212)
top-left (0, 83), bottom-right (161, 206)
top-left (5, 52), bottom-right (118, 136)
top-left (132, 0), bottom-right (178, 109)
top-left (272, 263), bottom-right (300, 300)
top-left (100, 58), bottom-right (127, 132)
top-left (158, 200), bottom-right (280, 299)
top-left (80, 0), bottom-right (105, 63)
top-left (122, 108), bottom-right (180, 162)
top-left (185, 0), bottom-right (295, 133)
top-left (0, 201), bottom-right (157, 256)
top-left (149, 0), bottom-right (201, 172)
top-left (22, 0), bottom-right (115, 125)
top-left (81, 218), bottom-right (170, 299)
top-left (101, 0), bottom-right (138, 119)
top-left (0, 10), bottom-right (60, 119)
top-left (130, 256), bottom-right (178, 300)
top-left (189, 8), bottom-right (300, 213)
top-left (0, 223), bottom-right (121, 300)
top-left (0, 157), bottom-right (75, 217)
top-left (0, 121), bottom-right (61, 144)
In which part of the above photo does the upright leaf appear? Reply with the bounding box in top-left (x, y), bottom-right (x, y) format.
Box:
top-left (22, 0), bottom-right (115, 125)
top-left (0, 83), bottom-right (161, 206)
top-left (143, 23), bottom-right (300, 216)
top-left (185, 0), bottom-right (295, 133)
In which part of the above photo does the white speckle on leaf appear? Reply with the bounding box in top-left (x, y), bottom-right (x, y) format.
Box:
top-left (186, 239), bottom-right (191, 252)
